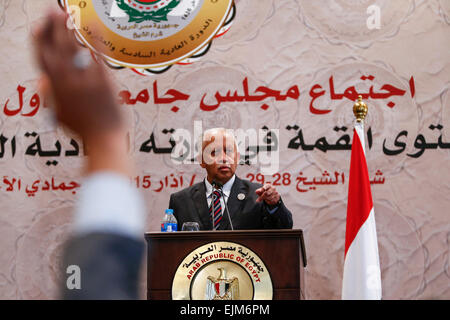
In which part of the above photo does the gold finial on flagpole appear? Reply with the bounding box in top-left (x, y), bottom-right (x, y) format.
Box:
top-left (353, 95), bottom-right (368, 122)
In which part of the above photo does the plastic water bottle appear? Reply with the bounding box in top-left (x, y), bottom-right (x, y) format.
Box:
top-left (161, 209), bottom-right (178, 232)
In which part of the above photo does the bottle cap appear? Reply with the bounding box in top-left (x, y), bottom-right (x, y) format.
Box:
top-left (165, 209), bottom-right (174, 214)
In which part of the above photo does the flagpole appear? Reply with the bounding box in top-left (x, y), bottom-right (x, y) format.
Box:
top-left (342, 95), bottom-right (382, 300)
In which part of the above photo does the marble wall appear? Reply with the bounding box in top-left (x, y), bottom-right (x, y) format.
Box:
top-left (0, 0), bottom-right (448, 299)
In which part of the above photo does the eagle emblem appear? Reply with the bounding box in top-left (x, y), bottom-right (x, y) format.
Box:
top-left (205, 267), bottom-right (239, 300)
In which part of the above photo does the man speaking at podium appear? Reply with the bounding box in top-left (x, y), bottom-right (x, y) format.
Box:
top-left (169, 128), bottom-right (293, 230)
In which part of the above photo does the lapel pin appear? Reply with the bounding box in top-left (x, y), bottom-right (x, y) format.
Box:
top-left (237, 193), bottom-right (245, 200)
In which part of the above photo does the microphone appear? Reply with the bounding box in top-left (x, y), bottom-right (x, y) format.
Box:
top-left (211, 180), bottom-right (223, 190)
top-left (211, 180), bottom-right (234, 231)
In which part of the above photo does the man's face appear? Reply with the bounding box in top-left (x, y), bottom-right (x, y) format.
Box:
top-left (200, 131), bottom-right (239, 185)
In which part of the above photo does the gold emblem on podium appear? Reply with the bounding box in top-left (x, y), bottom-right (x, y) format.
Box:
top-left (59, 0), bottom-right (235, 75)
top-left (206, 267), bottom-right (239, 300)
top-left (172, 241), bottom-right (273, 300)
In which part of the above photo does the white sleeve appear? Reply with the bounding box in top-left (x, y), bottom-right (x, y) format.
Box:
top-left (72, 172), bottom-right (146, 240)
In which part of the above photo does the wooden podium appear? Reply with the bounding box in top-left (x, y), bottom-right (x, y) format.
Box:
top-left (144, 229), bottom-right (307, 300)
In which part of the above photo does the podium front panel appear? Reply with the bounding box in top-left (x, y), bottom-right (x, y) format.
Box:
top-left (145, 229), bottom-right (306, 300)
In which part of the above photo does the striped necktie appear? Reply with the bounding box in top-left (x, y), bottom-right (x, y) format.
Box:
top-left (209, 190), bottom-right (223, 230)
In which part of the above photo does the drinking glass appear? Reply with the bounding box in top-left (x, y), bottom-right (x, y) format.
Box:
top-left (182, 222), bottom-right (200, 231)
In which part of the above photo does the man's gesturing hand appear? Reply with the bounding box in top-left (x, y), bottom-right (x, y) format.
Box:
top-left (255, 183), bottom-right (280, 206)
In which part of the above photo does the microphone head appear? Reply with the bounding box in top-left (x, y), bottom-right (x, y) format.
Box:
top-left (212, 180), bottom-right (223, 189)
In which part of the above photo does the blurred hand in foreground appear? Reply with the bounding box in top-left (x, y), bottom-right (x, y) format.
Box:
top-left (33, 11), bottom-right (130, 176)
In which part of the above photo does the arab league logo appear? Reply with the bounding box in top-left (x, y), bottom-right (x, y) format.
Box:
top-left (58, 0), bottom-right (235, 75)
top-left (172, 242), bottom-right (273, 300)
top-left (116, 0), bottom-right (181, 23)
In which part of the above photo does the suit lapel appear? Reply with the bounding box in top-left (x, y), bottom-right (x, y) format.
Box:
top-left (191, 181), bottom-right (212, 230)
top-left (218, 176), bottom-right (247, 230)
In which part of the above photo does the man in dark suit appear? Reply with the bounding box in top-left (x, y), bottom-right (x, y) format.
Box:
top-left (169, 128), bottom-right (293, 230)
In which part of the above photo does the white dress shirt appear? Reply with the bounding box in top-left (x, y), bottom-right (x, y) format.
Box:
top-left (72, 172), bottom-right (145, 239)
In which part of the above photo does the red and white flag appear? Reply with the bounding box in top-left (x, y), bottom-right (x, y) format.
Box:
top-left (342, 121), bottom-right (382, 300)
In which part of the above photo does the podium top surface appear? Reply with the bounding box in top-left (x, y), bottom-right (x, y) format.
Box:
top-left (144, 229), bottom-right (304, 240)
top-left (144, 229), bottom-right (307, 268)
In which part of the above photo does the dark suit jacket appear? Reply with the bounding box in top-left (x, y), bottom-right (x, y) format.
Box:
top-left (169, 176), bottom-right (293, 230)
top-left (61, 232), bottom-right (144, 300)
